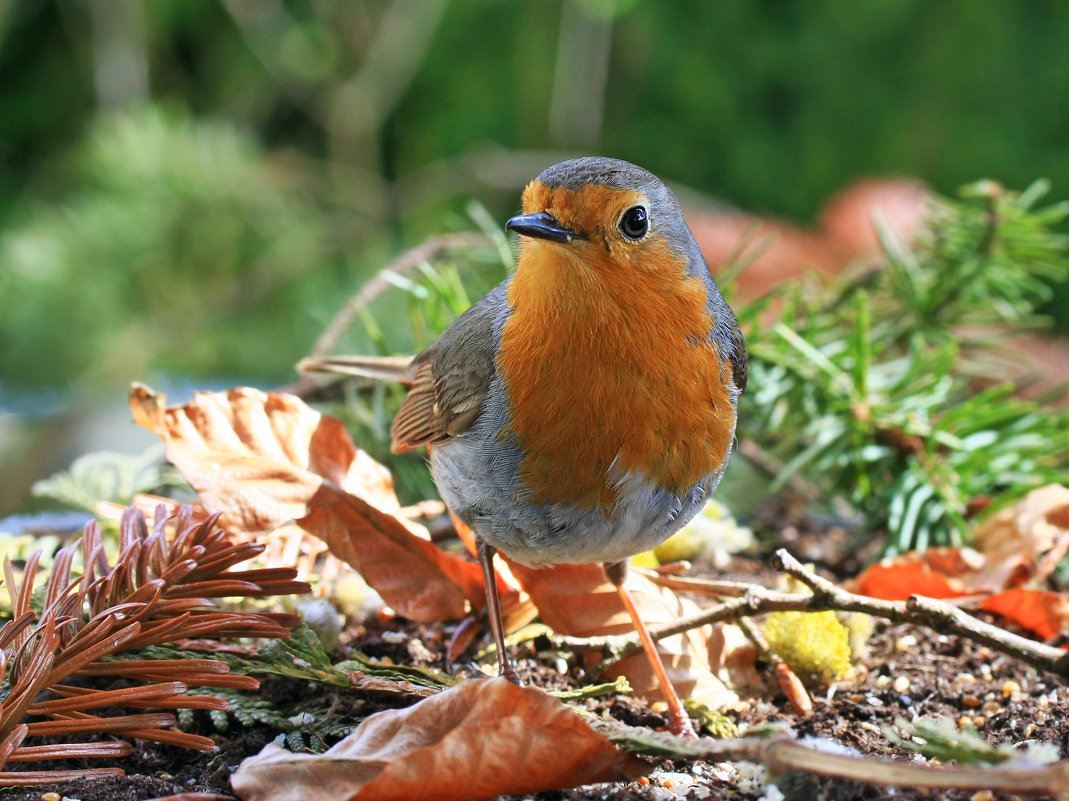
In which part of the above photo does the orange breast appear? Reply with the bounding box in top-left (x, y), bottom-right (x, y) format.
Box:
top-left (498, 235), bottom-right (736, 511)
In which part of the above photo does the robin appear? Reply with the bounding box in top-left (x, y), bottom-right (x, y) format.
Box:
top-left (303, 157), bottom-right (747, 737)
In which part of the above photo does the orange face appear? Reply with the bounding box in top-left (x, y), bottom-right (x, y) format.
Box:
top-left (498, 180), bottom-right (736, 510)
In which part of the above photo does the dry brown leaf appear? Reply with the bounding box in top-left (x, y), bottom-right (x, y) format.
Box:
top-left (130, 384), bottom-right (484, 622)
top-left (300, 491), bottom-right (483, 621)
top-left (973, 484), bottom-right (1069, 585)
top-left (230, 679), bottom-right (647, 801)
top-left (509, 561), bottom-right (747, 709)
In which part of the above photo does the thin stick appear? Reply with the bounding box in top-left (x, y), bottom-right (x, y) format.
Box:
top-left (613, 549), bottom-right (1069, 678)
top-left (307, 232), bottom-right (491, 360)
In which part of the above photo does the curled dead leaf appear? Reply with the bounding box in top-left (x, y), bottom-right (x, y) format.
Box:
top-left (230, 678), bottom-right (647, 801)
top-left (973, 484), bottom-right (1069, 585)
top-left (130, 385), bottom-right (484, 622)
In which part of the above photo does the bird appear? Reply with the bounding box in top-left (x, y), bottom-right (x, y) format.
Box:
top-left (301, 156), bottom-right (747, 737)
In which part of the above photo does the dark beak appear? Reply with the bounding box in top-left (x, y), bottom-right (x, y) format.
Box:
top-left (505, 211), bottom-right (584, 243)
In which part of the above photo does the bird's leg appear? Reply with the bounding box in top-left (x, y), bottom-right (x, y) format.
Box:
top-left (604, 560), bottom-right (697, 738)
top-left (477, 539), bottom-right (521, 684)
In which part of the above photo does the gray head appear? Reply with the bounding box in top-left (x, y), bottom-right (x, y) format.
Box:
top-left (505, 156), bottom-right (704, 279)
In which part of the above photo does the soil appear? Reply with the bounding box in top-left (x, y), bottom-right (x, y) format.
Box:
top-left (5, 545), bottom-right (1068, 801)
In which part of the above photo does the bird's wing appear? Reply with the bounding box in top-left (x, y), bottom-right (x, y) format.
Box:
top-left (390, 282), bottom-right (508, 453)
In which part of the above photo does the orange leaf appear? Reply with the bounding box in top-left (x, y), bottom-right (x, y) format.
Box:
top-left (849, 549), bottom-right (983, 601)
top-left (981, 589), bottom-right (1069, 641)
top-left (230, 679), bottom-right (647, 801)
top-left (130, 384), bottom-right (484, 622)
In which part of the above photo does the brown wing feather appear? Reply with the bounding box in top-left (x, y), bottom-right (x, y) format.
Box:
top-left (388, 282), bottom-right (508, 453)
top-left (390, 361), bottom-right (449, 452)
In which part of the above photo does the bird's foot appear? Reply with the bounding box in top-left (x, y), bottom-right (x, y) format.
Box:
top-left (667, 708), bottom-right (698, 738)
top-left (498, 659), bottom-right (523, 686)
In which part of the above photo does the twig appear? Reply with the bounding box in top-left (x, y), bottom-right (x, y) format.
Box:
top-left (283, 232), bottom-right (493, 397)
top-left (613, 549), bottom-right (1068, 678)
top-left (595, 720), bottom-right (1069, 796)
top-left (308, 232), bottom-right (491, 361)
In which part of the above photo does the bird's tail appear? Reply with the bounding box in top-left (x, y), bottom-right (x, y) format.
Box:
top-left (297, 354), bottom-right (415, 384)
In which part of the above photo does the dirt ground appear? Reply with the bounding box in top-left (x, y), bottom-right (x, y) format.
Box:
top-left (5, 545), bottom-right (1068, 801)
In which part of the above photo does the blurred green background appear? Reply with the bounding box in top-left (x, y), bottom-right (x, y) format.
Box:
top-left (2, 0), bottom-right (1068, 514)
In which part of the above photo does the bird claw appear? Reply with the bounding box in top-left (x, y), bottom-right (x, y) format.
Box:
top-left (500, 666), bottom-right (524, 686)
top-left (668, 710), bottom-right (698, 738)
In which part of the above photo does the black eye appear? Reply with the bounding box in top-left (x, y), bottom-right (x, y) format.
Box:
top-left (619, 205), bottom-right (649, 240)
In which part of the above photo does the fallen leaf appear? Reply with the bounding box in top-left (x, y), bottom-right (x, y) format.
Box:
top-left (509, 561), bottom-right (747, 709)
top-left (230, 679), bottom-right (647, 801)
top-left (852, 488), bottom-right (1069, 602)
top-left (130, 385), bottom-right (484, 622)
top-left (973, 484), bottom-right (1069, 585)
top-left (849, 548), bottom-right (986, 601)
top-left (300, 491), bottom-right (483, 621)
top-left (981, 588), bottom-right (1069, 641)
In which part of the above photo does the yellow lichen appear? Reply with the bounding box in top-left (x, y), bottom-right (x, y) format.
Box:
top-left (763, 610), bottom-right (853, 686)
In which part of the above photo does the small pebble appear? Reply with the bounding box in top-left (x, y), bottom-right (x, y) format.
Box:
top-left (954, 673), bottom-right (976, 684)
top-left (893, 675), bottom-right (910, 693)
top-left (40, 794), bottom-right (60, 801)
top-left (981, 700), bottom-right (1002, 715)
top-left (895, 634), bottom-right (917, 652)
top-left (962, 695), bottom-right (981, 709)
top-left (876, 675), bottom-right (891, 688)
top-left (971, 791), bottom-right (996, 801)
top-left (959, 715), bottom-right (974, 728)
top-left (973, 715), bottom-right (986, 727)
top-left (1002, 680), bottom-right (1021, 699)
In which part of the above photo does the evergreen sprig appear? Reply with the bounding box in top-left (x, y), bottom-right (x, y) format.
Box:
top-left (741, 180), bottom-right (1069, 551)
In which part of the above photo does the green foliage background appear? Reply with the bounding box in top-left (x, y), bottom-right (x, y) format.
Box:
top-left (1, 0), bottom-right (1068, 515)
